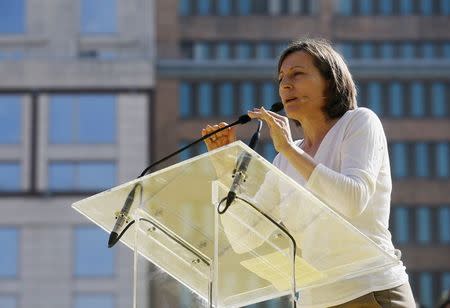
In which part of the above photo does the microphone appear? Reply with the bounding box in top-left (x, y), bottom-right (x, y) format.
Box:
top-left (221, 103), bottom-right (285, 213)
top-left (108, 102), bottom-right (284, 247)
top-left (138, 102), bottom-right (284, 178)
top-left (108, 183), bottom-right (140, 248)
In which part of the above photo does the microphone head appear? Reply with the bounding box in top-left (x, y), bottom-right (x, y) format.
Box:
top-left (270, 102), bottom-right (284, 113)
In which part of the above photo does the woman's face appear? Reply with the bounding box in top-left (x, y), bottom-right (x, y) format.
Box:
top-left (278, 51), bottom-right (328, 121)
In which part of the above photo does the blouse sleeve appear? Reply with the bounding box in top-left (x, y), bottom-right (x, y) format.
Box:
top-left (305, 109), bottom-right (386, 218)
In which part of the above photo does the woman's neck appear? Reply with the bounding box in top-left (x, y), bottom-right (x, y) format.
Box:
top-left (300, 114), bottom-right (338, 151)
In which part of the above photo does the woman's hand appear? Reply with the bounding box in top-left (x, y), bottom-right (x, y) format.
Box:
top-left (248, 107), bottom-right (294, 154)
top-left (201, 122), bottom-right (236, 151)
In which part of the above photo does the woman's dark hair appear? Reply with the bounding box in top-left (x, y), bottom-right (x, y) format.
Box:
top-left (277, 38), bottom-right (357, 120)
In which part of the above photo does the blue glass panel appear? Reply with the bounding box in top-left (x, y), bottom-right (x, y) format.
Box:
top-left (419, 273), bottom-right (433, 308)
top-left (389, 82), bottom-right (403, 117)
top-left (0, 0), bottom-right (25, 33)
top-left (442, 272), bottom-right (450, 291)
top-left (194, 42), bottom-right (210, 60)
top-left (256, 43), bottom-right (271, 59)
top-left (422, 43), bottom-right (435, 58)
top-left (48, 163), bottom-right (76, 191)
top-left (416, 207), bottom-right (431, 243)
top-left (81, 0), bottom-right (117, 34)
top-left (217, 0), bottom-right (232, 16)
top-left (74, 227), bottom-right (114, 277)
top-left (74, 294), bottom-right (114, 308)
top-left (198, 83), bottom-right (213, 116)
top-left (410, 82), bottom-right (425, 117)
top-left (438, 207), bottom-right (450, 243)
top-left (436, 143), bottom-right (449, 178)
top-left (197, 0), bottom-right (212, 15)
top-left (360, 42), bottom-right (374, 59)
top-left (179, 0), bottom-right (192, 16)
top-left (0, 296), bottom-right (16, 308)
top-left (393, 207), bottom-right (409, 243)
top-left (392, 143), bottom-right (408, 178)
top-left (262, 82), bottom-right (277, 108)
top-left (78, 163), bottom-right (116, 191)
top-left (414, 143), bottom-right (429, 177)
top-left (49, 96), bottom-right (76, 143)
top-left (431, 83), bottom-right (447, 117)
top-left (79, 95), bottom-right (116, 143)
top-left (216, 43), bottom-right (231, 60)
top-left (218, 82), bottom-right (234, 117)
top-left (240, 82), bottom-right (255, 113)
top-left (179, 82), bottom-right (192, 118)
top-left (0, 50), bottom-right (25, 61)
top-left (380, 0), bottom-right (393, 15)
top-left (238, 0), bottom-right (251, 15)
top-left (0, 163), bottom-right (21, 191)
top-left (337, 43), bottom-right (353, 59)
top-left (420, 0), bottom-right (433, 15)
top-left (400, 43), bottom-right (415, 59)
top-left (442, 0), bottom-right (450, 14)
top-left (360, 0), bottom-right (373, 15)
top-left (263, 143), bottom-right (277, 162)
top-left (236, 43), bottom-right (251, 59)
top-left (0, 228), bottom-right (18, 277)
top-left (380, 43), bottom-right (394, 59)
top-left (0, 95), bottom-right (21, 144)
top-left (367, 82), bottom-right (383, 115)
top-left (178, 141), bottom-right (192, 161)
top-left (400, 0), bottom-right (414, 14)
top-left (338, 0), bottom-right (352, 15)
top-left (444, 43), bottom-right (450, 58)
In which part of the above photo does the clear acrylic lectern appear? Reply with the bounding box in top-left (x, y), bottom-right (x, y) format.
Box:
top-left (72, 141), bottom-right (398, 307)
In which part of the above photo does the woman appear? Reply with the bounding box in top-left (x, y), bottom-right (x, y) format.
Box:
top-left (201, 38), bottom-right (415, 307)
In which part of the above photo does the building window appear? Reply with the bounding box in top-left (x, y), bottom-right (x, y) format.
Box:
top-left (367, 82), bottom-right (383, 116)
top-left (49, 94), bottom-right (116, 144)
top-left (399, 0), bottom-right (414, 15)
top-left (414, 143), bottom-right (429, 177)
top-left (216, 42), bottom-right (231, 60)
top-left (193, 42), bottom-right (211, 60)
top-left (438, 207), bottom-right (450, 243)
top-left (410, 82), bottom-right (425, 117)
top-left (388, 82), bottom-right (403, 117)
top-left (431, 82), bottom-right (447, 117)
top-left (0, 0), bottom-right (25, 34)
top-left (48, 162), bottom-right (116, 192)
top-left (419, 272), bottom-right (434, 308)
top-left (236, 42), bottom-right (252, 59)
top-left (217, 0), bottom-right (232, 16)
top-left (380, 43), bottom-right (394, 59)
top-left (74, 227), bottom-right (115, 277)
top-left (74, 294), bottom-right (114, 308)
top-left (261, 142), bottom-right (277, 162)
top-left (416, 207), bottom-right (432, 243)
top-left (338, 0), bottom-right (353, 15)
top-left (197, 0), bottom-right (212, 15)
top-left (0, 296), bottom-right (16, 308)
top-left (218, 82), bottom-right (234, 117)
top-left (0, 95), bottom-right (21, 144)
top-left (435, 143), bottom-right (449, 178)
top-left (255, 43), bottom-right (272, 59)
top-left (178, 141), bottom-right (206, 161)
top-left (0, 228), bottom-right (18, 278)
top-left (198, 83), bottom-right (213, 116)
top-left (0, 163), bottom-right (21, 192)
top-left (179, 82), bottom-right (193, 118)
top-left (80, 0), bottom-right (117, 35)
top-left (239, 82), bottom-right (255, 114)
top-left (261, 82), bottom-right (277, 108)
top-left (390, 143), bottom-right (408, 178)
top-left (238, 0), bottom-right (252, 15)
top-left (392, 207), bottom-right (409, 244)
